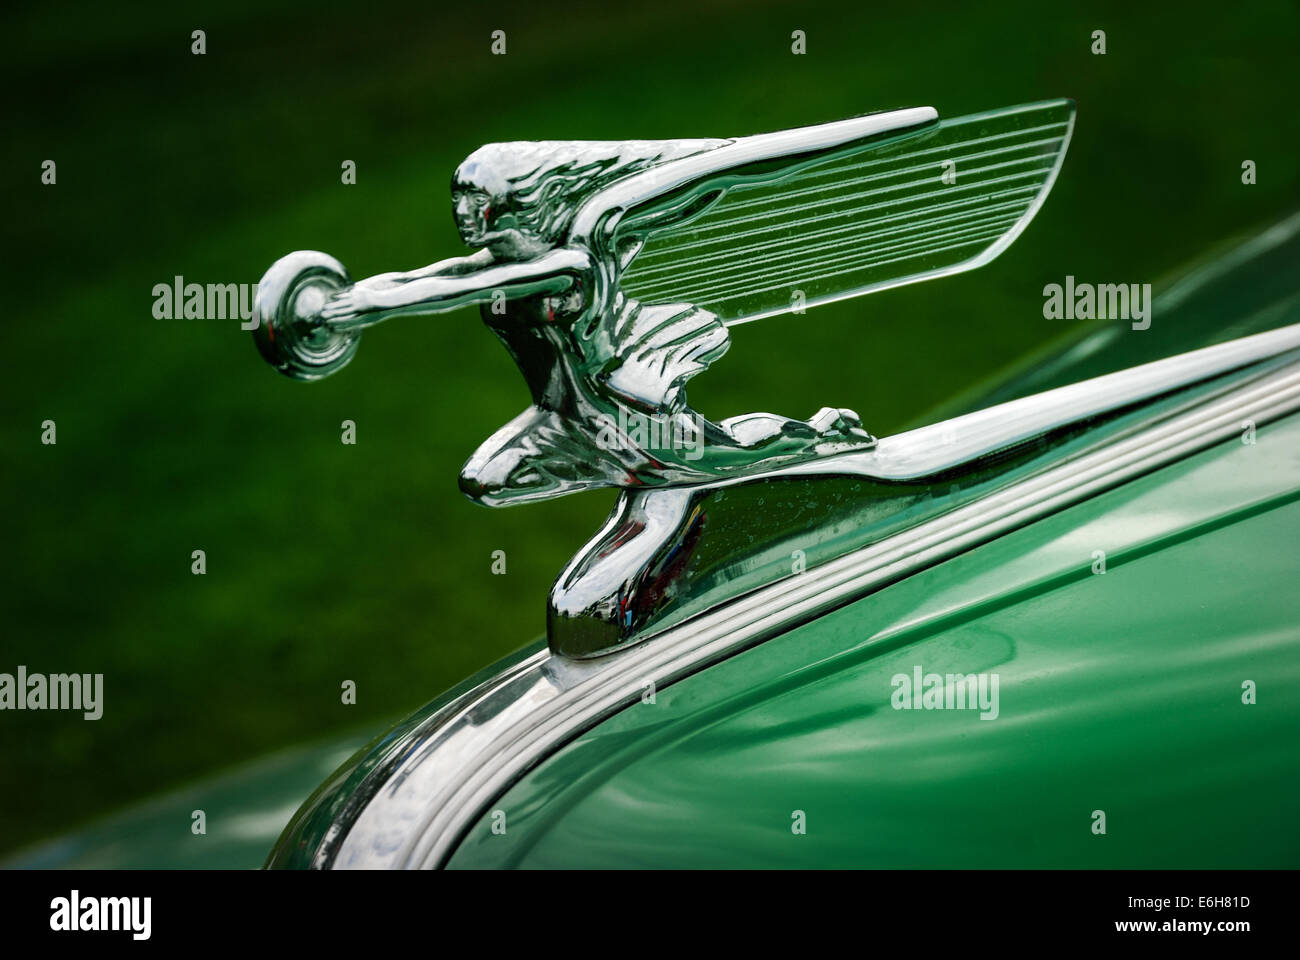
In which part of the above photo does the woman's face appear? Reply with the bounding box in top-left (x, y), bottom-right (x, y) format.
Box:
top-left (452, 185), bottom-right (493, 246)
top-left (451, 163), bottom-right (547, 259)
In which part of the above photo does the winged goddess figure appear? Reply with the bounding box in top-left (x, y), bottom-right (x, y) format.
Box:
top-left (254, 100), bottom-right (1075, 507)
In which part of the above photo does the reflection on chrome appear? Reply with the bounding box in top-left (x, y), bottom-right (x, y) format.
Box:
top-left (300, 338), bottom-right (1300, 869)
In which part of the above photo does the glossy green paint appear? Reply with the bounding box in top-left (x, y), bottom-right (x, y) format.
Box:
top-left (266, 640), bottom-right (545, 868)
top-left (447, 412), bottom-right (1300, 868)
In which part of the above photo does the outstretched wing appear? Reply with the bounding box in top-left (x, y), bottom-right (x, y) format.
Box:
top-left (599, 100), bottom-right (1074, 326)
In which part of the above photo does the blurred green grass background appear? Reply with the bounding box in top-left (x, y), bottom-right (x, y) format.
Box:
top-left (2, 0), bottom-right (1297, 856)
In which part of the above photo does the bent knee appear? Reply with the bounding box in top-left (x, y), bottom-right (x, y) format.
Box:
top-left (459, 455), bottom-right (542, 506)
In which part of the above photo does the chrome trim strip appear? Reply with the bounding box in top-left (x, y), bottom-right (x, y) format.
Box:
top-left (687, 321), bottom-right (1300, 487)
top-left (547, 323), bottom-right (1300, 657)
top-left (332, 339), bottom-right (1300, 869)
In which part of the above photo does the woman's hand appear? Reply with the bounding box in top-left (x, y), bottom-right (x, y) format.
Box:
top-left (321, 276), bottom-right (459, 325)
top-left (319, 285), bottom-right (377, 325)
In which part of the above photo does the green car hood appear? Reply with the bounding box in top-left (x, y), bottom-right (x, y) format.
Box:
top-left (18, 216), bottom-right (1300, 870)
top-left (447, 408), bottom-right (1300, 868)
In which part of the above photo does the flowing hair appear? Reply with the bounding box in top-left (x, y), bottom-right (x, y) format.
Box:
top-left (454, 138), bottom-right (728, 245)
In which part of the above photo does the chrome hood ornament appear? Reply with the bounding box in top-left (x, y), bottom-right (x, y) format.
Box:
top-left (254, 99), bottom-right (1076, 655)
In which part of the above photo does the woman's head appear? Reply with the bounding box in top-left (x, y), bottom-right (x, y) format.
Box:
top-left (450, 156), bottom-right (511, 248)
top-left (451, 139), bottom-right (726, 256)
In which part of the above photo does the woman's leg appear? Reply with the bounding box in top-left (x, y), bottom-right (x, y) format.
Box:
top-left (460, 405), bottom-right (624, 506)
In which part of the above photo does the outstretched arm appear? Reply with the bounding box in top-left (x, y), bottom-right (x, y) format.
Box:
top-left (319, 248), bottom-right (591, 331)
top-left (350, 249), bottom-right (495, 291)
